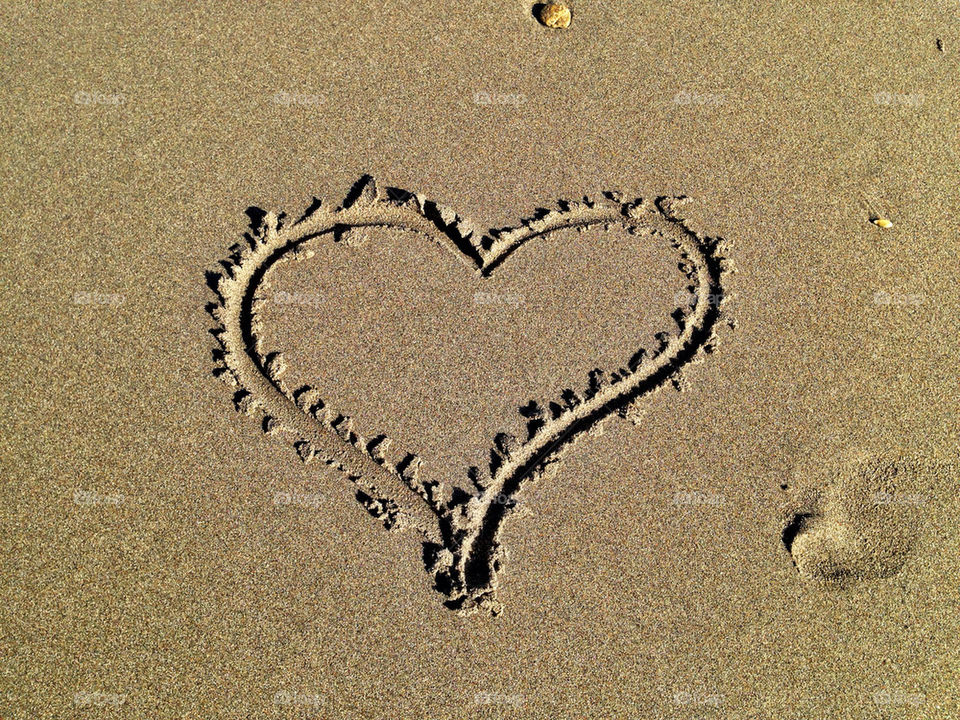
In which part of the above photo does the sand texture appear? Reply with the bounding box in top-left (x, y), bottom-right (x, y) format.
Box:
top-left (2, 2), bottom-right (958, 718)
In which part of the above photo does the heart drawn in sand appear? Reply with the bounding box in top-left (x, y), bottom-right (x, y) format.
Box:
top-left (207, 176), bottom-right (734, 615)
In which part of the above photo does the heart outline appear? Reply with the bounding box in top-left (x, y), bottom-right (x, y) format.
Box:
top-left (207, 176), bottom-right (734, 615)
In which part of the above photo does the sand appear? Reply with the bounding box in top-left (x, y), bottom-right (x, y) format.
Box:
top-left (2, 1), bottom-right (958, 718)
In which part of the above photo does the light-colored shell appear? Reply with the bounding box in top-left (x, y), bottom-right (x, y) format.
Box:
top-left (871, 216), bottom-right (893, 229)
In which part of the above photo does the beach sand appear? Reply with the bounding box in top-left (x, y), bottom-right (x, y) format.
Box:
top-left (2, 2), bottom-right (958, 717)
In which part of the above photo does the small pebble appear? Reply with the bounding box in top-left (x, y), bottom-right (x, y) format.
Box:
top-left (871, 216), bottom-right (893, 229)
top-left (539, 3), bottom-right (572, 29)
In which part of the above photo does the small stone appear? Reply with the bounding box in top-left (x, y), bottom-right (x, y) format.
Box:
top-left (539, 3), bottom-right (572, 29)
top-left (870, 216), bottom-right (893, 229)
